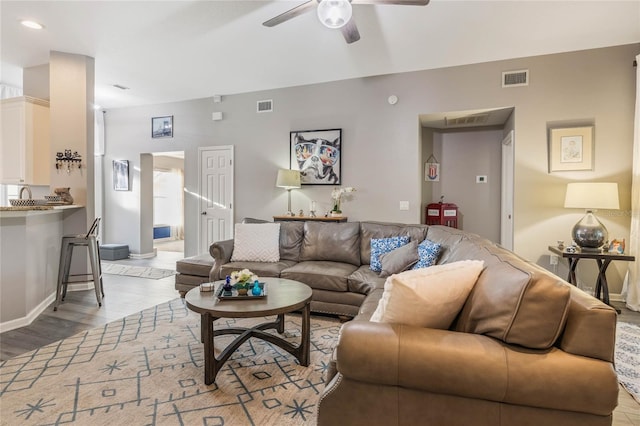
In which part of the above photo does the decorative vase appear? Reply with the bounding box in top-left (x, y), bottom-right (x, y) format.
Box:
top-left (252, 281), bottom-right (262, 296)
top-left (330, 211), bottom-right (342, 217)
top-left (237, 287), bottom-right (248, 296)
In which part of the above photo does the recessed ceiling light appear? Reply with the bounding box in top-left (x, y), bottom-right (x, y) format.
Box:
top-left (20, 20), bottom-right (44, 30)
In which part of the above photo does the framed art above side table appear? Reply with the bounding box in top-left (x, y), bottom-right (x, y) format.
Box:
top-left (548, 125), bottom-right (594, 172)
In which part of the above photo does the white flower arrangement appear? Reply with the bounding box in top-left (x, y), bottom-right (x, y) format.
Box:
top-left (331, 187), bottom-right (356, 213)
top-left (230, 269), bottom-right (258, 286)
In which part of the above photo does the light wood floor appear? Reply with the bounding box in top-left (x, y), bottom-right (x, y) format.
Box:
top-left (0, 252), bottom-right (638, 424)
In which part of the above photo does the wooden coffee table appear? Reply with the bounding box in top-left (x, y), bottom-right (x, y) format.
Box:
top-left (185, 278), bottom-right (312, 385)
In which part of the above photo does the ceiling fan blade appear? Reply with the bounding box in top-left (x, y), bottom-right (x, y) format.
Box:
top-left (352, 0), bottom-right (429, 5)
top-left (263, 1), bottom-right (317, 27)
top-left (341, 18), bottom-right (361, 44)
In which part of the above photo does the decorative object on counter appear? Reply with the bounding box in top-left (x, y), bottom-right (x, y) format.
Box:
top-left (564, 182), bottom-right (619, 252)
top-left (113, 159), bottom-right (130, 191)
top-left (298, 209), bottom-right (304, 217)
top-left (55, 149), bottom-right (82, 173)
top-left (424, 154), bottom-right (440, 182)
top-left (54, 187), bottom-right (74, 204)
top-left (309, 200), bottom-right (317, 217)
top-left (8, 199), bottom-right (48, 207)
top-left (609, 239), bottom-right (625, 254)
top-left (290, 128), bottom-right (341, 185)
top-left (330, 186), bottom-right (355, 216)
top-left (275, 168), bottom-right (301, 216)
top-left (152, 115), bottom-right (173, 138)
top-left (557, 240), bottom-right (565, 249)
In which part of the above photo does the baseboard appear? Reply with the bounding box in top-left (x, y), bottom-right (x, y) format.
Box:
top-left (610, 293), bottom-right (623, 302)
top-left (0, 292), bottom-right (57, 333)
top-left (129, 248), bottom-right (157, 259)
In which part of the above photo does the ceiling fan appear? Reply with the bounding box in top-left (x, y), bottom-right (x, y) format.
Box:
top-left (263, 0), bottom-right (430, 44)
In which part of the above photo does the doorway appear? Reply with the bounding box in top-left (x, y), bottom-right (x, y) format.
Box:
top-left (153, 152), bottom-right (185, 254)
top-left (419, 107), bottom-right (514, 244)
top-left (198, 146), bottom-right (234, 254)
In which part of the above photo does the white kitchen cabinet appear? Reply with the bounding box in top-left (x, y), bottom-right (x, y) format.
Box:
top-left (1, 96), bottom-right (50, 185)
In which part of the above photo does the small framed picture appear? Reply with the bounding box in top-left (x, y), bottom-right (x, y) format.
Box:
top-left (548, 125), bottom-right (594, 172)
top-left (113, 160), bottom-right (129, 191)
top-left (152, 116), bottom-right (173, 138)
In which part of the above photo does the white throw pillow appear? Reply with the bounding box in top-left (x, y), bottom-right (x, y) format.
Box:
top-left (230, 223), bottom-right (281, 262)
top-left (370, 260), bottom-right (484, 329)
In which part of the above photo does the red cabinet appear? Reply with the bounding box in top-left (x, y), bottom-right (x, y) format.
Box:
top-left (425, 203), bottom-right (458, 228)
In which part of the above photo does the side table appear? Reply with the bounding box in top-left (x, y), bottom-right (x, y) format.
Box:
top-left (548, 246), bottom-right (634, 309)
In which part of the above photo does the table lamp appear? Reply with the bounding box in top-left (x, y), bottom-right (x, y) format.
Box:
top-left (276, 169), bottom-right (301, 216)
top-left (564, 182), bottom-right (619, 251)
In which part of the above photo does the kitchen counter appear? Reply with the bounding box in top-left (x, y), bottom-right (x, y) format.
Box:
top-left (0, 204), bottom-right (82, 216)
top-left (0, 204), bottom-right (85, 331)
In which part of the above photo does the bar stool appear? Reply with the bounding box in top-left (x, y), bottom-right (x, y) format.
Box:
top-left (54, 218), bottom-right (104, 311)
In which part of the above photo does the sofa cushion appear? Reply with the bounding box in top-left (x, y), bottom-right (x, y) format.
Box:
top-left (281, 261), bottom-right (359, 292)
top-left (300, 222), bottom-right (361, 265)
top-left (347, 266), bottom-right (385, 295)
top-left (230, 223), bottom-right (280, 262)
top-left (455, 248), bottom-right (571, 350)
top-left (359, 222), bottom-right (429, 265)
top-left (370, 236), bottom-right (410, 272)
top-left (412, 238), bottom-right (441, 270)
top-left (279, 221), bottom-right (304, 261)
top-left (176, 253), bottom-right (213, 276)
top-left (370, 260), bottom-right (484, 329)
top-left (220, 260), bottom-right (297, 279)
top-left (379, 240), bottom-right (419, 278)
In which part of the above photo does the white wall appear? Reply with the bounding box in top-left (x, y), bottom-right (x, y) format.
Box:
top-left (103, 44), bottom-right (638, 293)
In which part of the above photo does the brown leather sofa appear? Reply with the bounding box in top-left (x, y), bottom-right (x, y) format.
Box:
top-left (317, 225), bottom-right (619, 426)
top-left (176, 220), bottom-right (430, 317)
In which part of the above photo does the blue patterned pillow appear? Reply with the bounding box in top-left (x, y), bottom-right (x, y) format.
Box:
top-left (370, 236), bottom-right (410, 272)
top-left (412, 238), bottom-right (442, 270)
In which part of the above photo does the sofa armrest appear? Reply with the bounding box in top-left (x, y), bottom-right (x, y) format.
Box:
top-left (336, 321), bottom-right (618, 415)
top-left (208, 239), bottom-right (234, 281)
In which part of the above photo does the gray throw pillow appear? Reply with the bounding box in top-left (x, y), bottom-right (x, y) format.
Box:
top-left (379, 240), bottom-right (419, 278)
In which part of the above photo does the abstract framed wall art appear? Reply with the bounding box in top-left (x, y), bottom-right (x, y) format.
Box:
top-left (152, 116), bottom-right (173, 138)
top-left (113, 159), bottom-right (130, 191)
top-left (290, 128), bottom-right (341, 185)
top-left (548, 126), bottom-right (594, 172)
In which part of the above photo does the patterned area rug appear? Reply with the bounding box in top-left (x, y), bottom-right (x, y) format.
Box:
top-left (101, 262), bottom-right (176, 280)
top-left (0, 298), bottom-right (341, 425)
top-left (616, 321), bottom-right (640, 403)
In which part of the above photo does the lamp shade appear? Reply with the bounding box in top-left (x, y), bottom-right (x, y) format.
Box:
top-left (564, 182), bottom-right (619, 210)
top-left (276, 169), bottom-right (301, 190)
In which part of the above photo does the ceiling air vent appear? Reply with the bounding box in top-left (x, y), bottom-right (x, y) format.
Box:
top-left (502, 70), bottom-right (529, 88)
top-left (445, 113), bottom-right (490, 127)
top-left (257, 99), bottom-right (273, 113)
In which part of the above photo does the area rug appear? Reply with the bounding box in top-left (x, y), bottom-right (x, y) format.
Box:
top-left (101, 262), bottom-right (176, 280)
top-left (616, 321), bottom-right (640, 403)
top-left (0, 298), bottom-right (341, 425)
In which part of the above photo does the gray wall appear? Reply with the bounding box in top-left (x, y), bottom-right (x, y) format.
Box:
top-left (102, 43), bottom-right (638, 293)
top-left (435, 129), bottom-right (503, 242)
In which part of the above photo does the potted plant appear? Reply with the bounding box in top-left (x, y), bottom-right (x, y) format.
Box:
top-left (330, 187), bottom-right (356, 217)
top-left (230, 269), bottom-right (258, 295)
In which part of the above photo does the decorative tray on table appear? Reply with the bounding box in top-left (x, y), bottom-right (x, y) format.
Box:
top-left (215, 282), bottom-right (267, 300)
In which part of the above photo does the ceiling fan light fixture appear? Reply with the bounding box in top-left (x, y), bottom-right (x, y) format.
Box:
top-left (317, 0), bottom-right (352, 29)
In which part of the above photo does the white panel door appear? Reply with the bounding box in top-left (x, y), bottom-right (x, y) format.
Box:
top-left (501, 130), bottom-right (514, 251)
top-left (199, 146), bottom-right (234, 254)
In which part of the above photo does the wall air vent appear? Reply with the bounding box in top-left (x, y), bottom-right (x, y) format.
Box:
top-left (257, 99), bottom-right (273, 113)
top-left (445, 113), bottom-right (490, 127)
top-left (502, 70), bottom-right (529, 88)
top-left (112, 84), bottom-right (130, 90)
